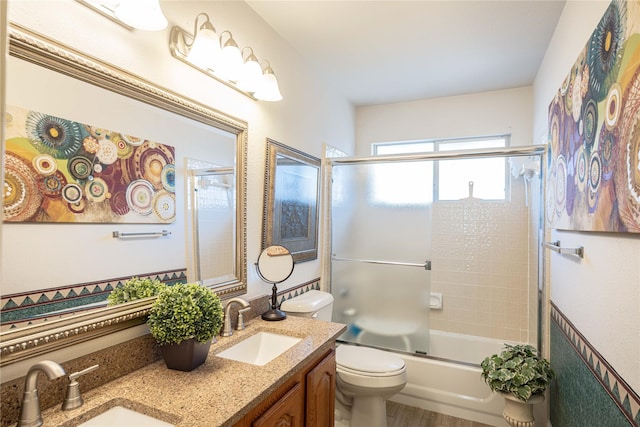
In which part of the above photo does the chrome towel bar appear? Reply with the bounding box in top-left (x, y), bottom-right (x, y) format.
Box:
top-left (112, 230), bottom-right (172, 239)
top-left (543, 240), bottom-right (584, 258)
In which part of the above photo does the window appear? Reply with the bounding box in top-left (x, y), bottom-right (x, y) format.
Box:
top-left (372, 135), bottom-right (509, 204)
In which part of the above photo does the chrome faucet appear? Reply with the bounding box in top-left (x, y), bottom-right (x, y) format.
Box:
top-left (18, 360), bottom-right (66, 427)
top-left (222, 297), bottom-right (250, 337)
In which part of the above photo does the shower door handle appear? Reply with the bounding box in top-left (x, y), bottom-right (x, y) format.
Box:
top-left (332, 256), bottom-right (432, 270)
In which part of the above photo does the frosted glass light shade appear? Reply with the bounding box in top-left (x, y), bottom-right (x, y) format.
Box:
top-left (254, 70), bottom-right (283, 102)
top-left (236, 55), bottom-right (264, 92)
top-left (216, 42), bottom-right (243, 82)
top-left (187, 25), bottom-right (221, 70)
top-left (115, 0), bottom-right (167, 31)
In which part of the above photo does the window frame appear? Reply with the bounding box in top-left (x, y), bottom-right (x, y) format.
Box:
top-left (372, 134), bottom-right (511, 202)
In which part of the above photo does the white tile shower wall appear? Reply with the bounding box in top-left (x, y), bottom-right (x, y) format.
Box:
top-left (430, 180), bottom-right (532, 342)
top-left (198, 189), bottom-right (234, 282)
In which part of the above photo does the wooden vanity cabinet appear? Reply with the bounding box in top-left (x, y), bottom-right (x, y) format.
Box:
top-left (304, 346), bottom-right (336, 427)
top-left (235, 346), bottom-right (336, 427)
top-left (252, 382), bottom-right (305, 427)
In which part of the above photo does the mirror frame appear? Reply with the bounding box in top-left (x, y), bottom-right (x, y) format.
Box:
top-left (0, 23), bottom-right (248, 366)
top-left (262, 139), bottom-right (321, 263)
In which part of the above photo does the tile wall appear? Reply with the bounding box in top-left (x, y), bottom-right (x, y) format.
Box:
top-left (429, 179), bottom-right (534, 342)
top-left (550, 303), bottom-right (640, 426)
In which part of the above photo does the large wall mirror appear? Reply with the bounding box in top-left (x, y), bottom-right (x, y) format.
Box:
top-left (0, 24), bottom-right (247, 366)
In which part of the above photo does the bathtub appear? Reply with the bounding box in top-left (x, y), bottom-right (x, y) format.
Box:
top-left (388, 330), bottom-right (516, 427)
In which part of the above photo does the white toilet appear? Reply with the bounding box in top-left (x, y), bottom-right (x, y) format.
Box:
top-left (280, 290), bottom-right (407, 427)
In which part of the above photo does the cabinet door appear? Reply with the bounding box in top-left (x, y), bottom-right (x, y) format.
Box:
top-left (253, 381), bottom-right (304, 427)
top-left (305, 350), bottom-right (336, 427)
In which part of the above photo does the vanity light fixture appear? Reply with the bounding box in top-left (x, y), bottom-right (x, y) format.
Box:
top-left (114, 0), bottom-right (168, 31)
top-left (169, 14), bottom-right (283, 101)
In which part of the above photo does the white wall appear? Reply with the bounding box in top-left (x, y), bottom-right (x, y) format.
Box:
top-left (356, 86), bottom-right (533, 154)
top-left (2, 0), bottom-right (355, 300)
top-left (533, 0), bottom-right (640, 393)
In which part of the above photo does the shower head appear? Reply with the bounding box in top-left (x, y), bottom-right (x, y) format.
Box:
top-left (511, 161), bottom-right (540, 180)
top-left (521, 162), bottom-right (540, 180)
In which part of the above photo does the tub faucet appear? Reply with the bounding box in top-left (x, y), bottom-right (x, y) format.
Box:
top-left (18, 360), bottom-right (66, 427)
top-left (222, 297), bottom-right (250, 337)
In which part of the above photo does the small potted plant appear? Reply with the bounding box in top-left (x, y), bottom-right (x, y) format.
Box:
top-left (147, 283), bottom-right (224, 371)
top-left (106, 277), bottom-right (166, 305)
top-left (481, 343), bottom-right (555, 427)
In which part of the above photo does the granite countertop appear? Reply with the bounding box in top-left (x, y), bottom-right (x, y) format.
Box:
top-left (36, 316), bottom-right (346, 427)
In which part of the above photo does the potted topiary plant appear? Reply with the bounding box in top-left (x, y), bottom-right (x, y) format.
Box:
top-left (481, 343), bottom-right (555, 427)
top-left (106, 277), bottom-right (166, 305)
top-left (147, 283), bottom-right (224, 371)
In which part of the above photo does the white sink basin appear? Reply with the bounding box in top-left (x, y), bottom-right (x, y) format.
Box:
top-left (216, 332), bottom-right (301, 366)
top-left (78, 406), bottom-right (174, 427)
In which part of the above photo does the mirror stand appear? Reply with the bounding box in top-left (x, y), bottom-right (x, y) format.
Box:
top-left (263, 283), bottom-right (286, 321)
top-left (256, 245), bottom-right (294, 321)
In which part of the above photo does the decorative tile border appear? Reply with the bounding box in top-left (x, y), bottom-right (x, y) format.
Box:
top-left (551, 302), bottom-right (640, 425)
top-left (1, 269), bottom-right (187, 331)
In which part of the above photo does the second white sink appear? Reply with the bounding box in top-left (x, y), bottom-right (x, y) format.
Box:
top-left (78, 406), bottom-right (173, 427)
top-left (216, 332), bottom-right (301, 366)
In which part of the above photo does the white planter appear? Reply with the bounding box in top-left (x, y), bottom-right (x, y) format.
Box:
top-left (500, 392), bottom-right (544, 427)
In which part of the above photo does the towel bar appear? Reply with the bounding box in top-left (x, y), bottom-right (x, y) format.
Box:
top-left (543, 240), bottom-right (584, 258)
top-left (112, 230), bottom-right (171, 239)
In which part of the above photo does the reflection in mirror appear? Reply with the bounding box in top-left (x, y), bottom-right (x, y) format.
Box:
top-left (0, 24), bottom-right (247, 366)
top-left (186, 160), bottom-right (236, 286)
top-left (263, 139), bottom-right (320, 263)
top-left (257, 245), bottom-right (294, 321)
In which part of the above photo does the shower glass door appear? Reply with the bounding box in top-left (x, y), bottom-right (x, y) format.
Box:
top-left (327, 147), bottom-right (544, 364)
top-left (329, 159), bottom-right (433, 355)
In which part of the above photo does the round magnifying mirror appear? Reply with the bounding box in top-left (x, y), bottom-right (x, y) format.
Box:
top-left (257, 245), bottom-right (294, 321)
top-left (257, 245), bottom-right (294, 283)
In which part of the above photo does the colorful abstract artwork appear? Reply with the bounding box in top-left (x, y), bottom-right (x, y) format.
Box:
top-left (547, 1), bottom-right (640, 233)
top-left (3, 105), bottom-right (176, 223)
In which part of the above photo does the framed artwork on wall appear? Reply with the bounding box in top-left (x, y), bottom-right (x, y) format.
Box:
top-left (262, 138), bottom-right (320, 263)
top-left (547, 0), bottom-right (640, 233)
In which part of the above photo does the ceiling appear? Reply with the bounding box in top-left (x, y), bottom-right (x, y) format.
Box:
top-left (246, 1), bottom-right (567, 106)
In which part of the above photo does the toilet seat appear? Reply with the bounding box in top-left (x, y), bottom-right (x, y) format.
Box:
top-left (336, 345), bottom-right (405, 376)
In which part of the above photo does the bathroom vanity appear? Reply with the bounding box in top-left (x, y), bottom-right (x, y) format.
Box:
top-left (29, 316), bottom-right (345, 427)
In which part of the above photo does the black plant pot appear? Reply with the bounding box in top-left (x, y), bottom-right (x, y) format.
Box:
top-left (159, 338), bottom-right (212, 371)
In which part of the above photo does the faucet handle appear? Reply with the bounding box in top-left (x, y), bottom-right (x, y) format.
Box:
top-left (236, 307), bottom-right (251, 331)
top-left (69, 364), bottom-right (99, 381)
top-left (62, 364), bottom-right (99, 411)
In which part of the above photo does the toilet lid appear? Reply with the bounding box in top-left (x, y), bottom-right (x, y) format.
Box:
top-left (336, 345), bottom-right (405, 375)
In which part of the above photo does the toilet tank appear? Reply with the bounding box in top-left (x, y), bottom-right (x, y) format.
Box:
top-left (280, 290), bottom-right (334, 321)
